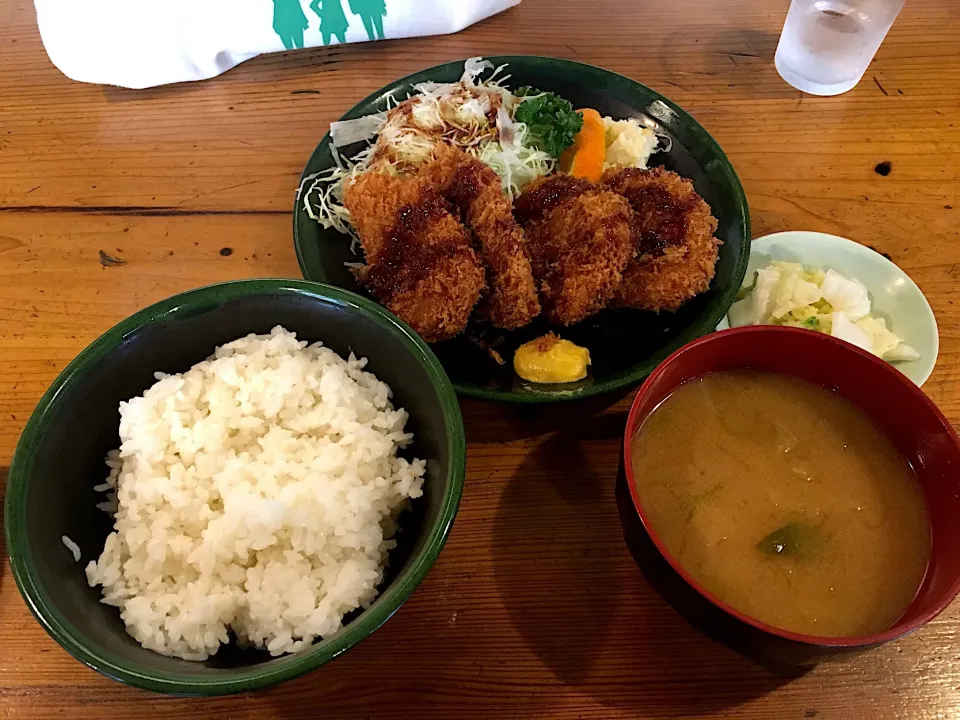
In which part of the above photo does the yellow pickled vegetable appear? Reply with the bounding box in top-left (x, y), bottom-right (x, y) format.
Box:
top-left (513, 333), bottom-right (591, 384)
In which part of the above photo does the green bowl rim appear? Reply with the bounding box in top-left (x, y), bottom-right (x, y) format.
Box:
top-left (292, 54), bottom-right (752, 403)
top-left (4, 278), bottom-right (467, 695)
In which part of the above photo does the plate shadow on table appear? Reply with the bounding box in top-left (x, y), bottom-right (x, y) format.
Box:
top-left (491, 433), bottom-right (795, 717)
top-left (461, 388), bottom-right (635, 445)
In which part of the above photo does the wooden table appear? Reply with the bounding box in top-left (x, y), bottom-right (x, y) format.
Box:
top-left (2, 0), bottom-right (960, 716)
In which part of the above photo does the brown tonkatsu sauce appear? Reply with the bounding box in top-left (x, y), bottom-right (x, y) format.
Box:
top-left (621, 185), bottom-right (692, 256)
top-left (446, 162), bottom-right (485, 211)
top-left (513, 175), bottom-right (593, 226)
top-left (360, 191), bottom-right (475, 301)
top-left (445, 162), bottom-right (522, 278)
top-left (602, 168), bottom-right (693, 257)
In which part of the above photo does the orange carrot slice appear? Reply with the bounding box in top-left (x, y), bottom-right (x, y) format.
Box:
top-left (559, 108), bottom-right (606, 183)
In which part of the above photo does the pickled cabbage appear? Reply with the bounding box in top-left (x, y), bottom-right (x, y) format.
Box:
top-left (728, 262), bottom-right (918, 363)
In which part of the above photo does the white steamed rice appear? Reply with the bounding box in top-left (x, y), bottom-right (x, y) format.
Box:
top-left (85, 326), bottom-right (425, 661)
top-left (62, 535), bottom-right (81, 562)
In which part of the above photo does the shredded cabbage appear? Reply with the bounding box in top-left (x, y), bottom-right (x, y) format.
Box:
top-left (330, 113), bottom-right (388, 148)
top-left (728, 261), bottom-right (919, 364)
top-left (478, 121), bottom-right (556, 199)
top-left (298, 57), bottom-right (666, 241)
top-left (298, 57), bottom-right (551, 235)
top-left (461, 56), bottom-right (495, 84)
top-left (297, 168), bottom-right (353, 238)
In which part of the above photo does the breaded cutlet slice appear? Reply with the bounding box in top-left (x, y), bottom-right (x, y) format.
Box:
top-left (601, 167), bottom-right (720, 312)
top-left (514, 174), bottom-right (636, 326)
top-left (343, 171), bottom-right (485, 343)
top-left (420, 145), bottom-right (540, 330)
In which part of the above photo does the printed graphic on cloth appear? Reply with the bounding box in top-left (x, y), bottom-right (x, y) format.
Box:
top-left (272, 0), bottom-right (310, 49)
top-left (34, 0), bottom-right (520, 89)
top-left (315, 0), bottom-right (347, 45)
top-left (351, 0), bottom-right (388, 41)
top-left (276, 0), bottom-right (388, 47)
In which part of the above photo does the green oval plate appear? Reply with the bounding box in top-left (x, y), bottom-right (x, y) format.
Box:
top-left (294, 56), bottom-right (751, 403)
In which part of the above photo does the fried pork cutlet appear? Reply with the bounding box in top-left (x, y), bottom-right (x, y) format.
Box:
top-left (514, 175), bottom-right (636, 325)
top-left (601, 167), bottom-right (720, 312)
top-left (343, 171), bottom-right (485, 343)
top-left (420, 145), bottom-right (540, 330)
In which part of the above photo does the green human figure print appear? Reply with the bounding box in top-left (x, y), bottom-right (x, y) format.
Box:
top-left (271, 0), bottom-right (309, 50)
top-left (309, 0), bottom-right (350, 45)
top-left (349, 0), bottom-right (387, 41)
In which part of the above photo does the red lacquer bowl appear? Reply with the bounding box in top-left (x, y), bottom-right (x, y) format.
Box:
top-left (617, 326), bottom-right (960, 667)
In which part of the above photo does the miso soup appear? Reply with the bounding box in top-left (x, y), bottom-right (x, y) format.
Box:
top-left (631, 370), bottom-right (930, 637)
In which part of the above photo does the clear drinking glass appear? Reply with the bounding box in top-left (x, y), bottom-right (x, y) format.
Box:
top-left (775, 0), bottom-right (905, 96)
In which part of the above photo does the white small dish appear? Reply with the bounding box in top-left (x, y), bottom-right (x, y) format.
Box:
top-left (718, 231), bottom-right (939, 387)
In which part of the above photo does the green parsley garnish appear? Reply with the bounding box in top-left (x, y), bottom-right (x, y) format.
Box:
top-left (513, 88), bottom-right (584, 159)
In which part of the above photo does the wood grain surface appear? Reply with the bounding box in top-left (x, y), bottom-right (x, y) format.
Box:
top-left (2, 0), bottom-right (960, 717)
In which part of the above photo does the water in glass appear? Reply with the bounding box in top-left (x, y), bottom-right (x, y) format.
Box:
top-left (775, 0), bottom-right (905, 96)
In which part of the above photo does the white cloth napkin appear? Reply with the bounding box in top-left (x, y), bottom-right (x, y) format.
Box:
top-left (34, 0), bottom-right (520, 89)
